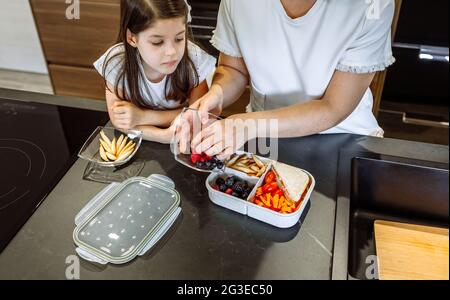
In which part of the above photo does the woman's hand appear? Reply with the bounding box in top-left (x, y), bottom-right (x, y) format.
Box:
top-left (112, 101), bottom-right (145, 130)
top-left (190, 115), bottom-right (252, 160)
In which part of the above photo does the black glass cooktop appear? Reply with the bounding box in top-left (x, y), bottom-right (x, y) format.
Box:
top-left (0, 98), bottom-right (109, 252)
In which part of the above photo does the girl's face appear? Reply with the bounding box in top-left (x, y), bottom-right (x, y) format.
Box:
top-left (127, 17), bottom-right (186, 82)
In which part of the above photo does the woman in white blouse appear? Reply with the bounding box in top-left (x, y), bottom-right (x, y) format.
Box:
top-left (184, 0), bottom-right (396, 158)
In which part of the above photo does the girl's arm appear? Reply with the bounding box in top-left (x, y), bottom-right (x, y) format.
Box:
top-left (107, 81), bottom-right (209, 130)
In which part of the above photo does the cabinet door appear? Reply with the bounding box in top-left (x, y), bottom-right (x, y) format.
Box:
top-left (30, 0), bottom-right (120, 67)
top-left (48, 64), bottom-right (106, 100)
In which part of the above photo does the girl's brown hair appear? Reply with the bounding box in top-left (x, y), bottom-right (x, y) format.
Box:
top-left (103, 0), bottom-right (199, 108)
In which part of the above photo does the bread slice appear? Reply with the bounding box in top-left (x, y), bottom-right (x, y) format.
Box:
top-left (272, 162), bottom-right (310, 203)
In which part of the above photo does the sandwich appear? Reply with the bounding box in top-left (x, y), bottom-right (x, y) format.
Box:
top-left (272, 161), bottom-right (311, 204)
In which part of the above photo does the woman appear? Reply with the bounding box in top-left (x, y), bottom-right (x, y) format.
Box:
top-left (181, 0), bottom-right (395, 158)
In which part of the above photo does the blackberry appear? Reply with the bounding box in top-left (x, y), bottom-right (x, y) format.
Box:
top-left (205, 160), bottom-right (213, 169)
top-left (196, 161), bottom-right (206, 169)
top-left (225, 176), bottom-right (235, 188)
top-left (232, 181), bottom-right (246, 194)
top-left (219, 184), bottom-right (228, 193)
top-left (215, 177), bottom-right (225, 186)
top-left (242, 192), bottom-right (249, 199)
top-left (215, 160), bottom-right (224, 169)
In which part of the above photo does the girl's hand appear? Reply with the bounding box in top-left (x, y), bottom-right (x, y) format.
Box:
top-left (176, 85), bottom-right (223, 154)
top-left (190, 84), bottom-right (224, 124)
top-left (112, 101), bottom-right (145, 130)
top-left (191, 116), bottom-right (251, 160)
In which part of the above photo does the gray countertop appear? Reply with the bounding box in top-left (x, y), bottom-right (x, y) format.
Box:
top-left (0, 88), bottom-right (448, 279)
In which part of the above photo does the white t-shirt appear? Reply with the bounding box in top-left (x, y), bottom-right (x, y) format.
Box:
top-left (93, 41), bottom-right (216, 110)
top-left (211, 0), bottom-right (395, 136)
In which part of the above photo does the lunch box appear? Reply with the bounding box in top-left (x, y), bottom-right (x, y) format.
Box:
top-left (205, 153), bottom-right (315, 228)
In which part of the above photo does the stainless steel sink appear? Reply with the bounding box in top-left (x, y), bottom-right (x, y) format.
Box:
top-left (332, 151), bottom-right (449, 280)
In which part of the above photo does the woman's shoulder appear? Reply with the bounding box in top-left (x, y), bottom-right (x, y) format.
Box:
top-left (187, 41), bottom-right (216, 65)
top-left (186, 41), bottom-right (217, 81)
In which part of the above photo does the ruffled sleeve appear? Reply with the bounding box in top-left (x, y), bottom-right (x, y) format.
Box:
top-left (336, 0), bottom-right (396, 73)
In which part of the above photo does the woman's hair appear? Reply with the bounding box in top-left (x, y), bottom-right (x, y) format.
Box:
top-left (103, 0), bottom-right (199, 108)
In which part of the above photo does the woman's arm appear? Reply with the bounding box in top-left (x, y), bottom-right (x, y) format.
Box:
top-left (192, 70), bottom-right (375, 157)
top-left (235, 70), bottom-right (376, 138)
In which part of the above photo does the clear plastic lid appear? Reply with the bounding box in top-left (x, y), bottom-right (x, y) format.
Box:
top-left (73, 176), bottom-right (180, 264)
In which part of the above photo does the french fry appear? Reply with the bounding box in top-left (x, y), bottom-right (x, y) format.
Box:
top-left (100, 131), bottom-right (112, 148)
top-left (117, 136), bottom-right (128, 155)
top-left (105, 152), bottom-right (117, 161)
top-left (250, 165), bottom-right (260, 172)
top-left (230, 165), bottom-right (255, 174)
top-left (226, 154), bottom-right (241, 166)
top-left (116, 148), bottom-right (133, 162)
top-left (116, 134), bottom-right (124, 151)
top-left (99, 145), bottom-right (109, 161)
top-left (256, 165), bottom-right (266, 177)
top-left (119, 141), bottom-right (135, 157)
top-left (99, 138), bottom-right (112, 154)
top-left (252, 155), bottom-right (265, 168)
top-left (111, 137), bottom-right (117, 155)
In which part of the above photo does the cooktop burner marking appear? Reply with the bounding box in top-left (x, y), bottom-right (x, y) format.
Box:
top-left (0, 146), bottom-right (32, 176)
top-left (0, 138), bottom-right (47, 178)
top-left (0, 187), bottom-right (16, 199)
top-left (0, 190), bottom-right (30, 210)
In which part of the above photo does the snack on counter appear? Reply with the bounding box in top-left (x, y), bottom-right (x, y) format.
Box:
top-left (99, 131), bottom-right (136, 162)
top-left (226, 153), bottom-right (267, 177)
top-left (272, 161), bottom-right (311, 204)
top-left (212, 175), bottom-right (253, 200)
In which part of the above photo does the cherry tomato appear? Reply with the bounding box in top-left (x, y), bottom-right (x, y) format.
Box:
top-left (272, 188), bottom-right (284, 197)
top-left (264, 171), bottom-right (276, 184)
top-left (262, 182), bottom-right (278, 193)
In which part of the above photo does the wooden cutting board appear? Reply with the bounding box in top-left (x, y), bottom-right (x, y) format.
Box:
top-left (374, 220), bottom-right (449, 280)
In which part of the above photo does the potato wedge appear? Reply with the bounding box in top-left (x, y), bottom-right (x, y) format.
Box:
top-left (99, 139), bottom-right (112, 154)
top-left (117, 136), bottom-right (128, 155)
top-left (117, 134), bottom-right (124, 150)
top-left (252, 155), bottom-right (265, 168)
top-left (100, 131), bottom-right (112, 148)
top-left (118, 141), bottom-right (135, 157)
top-left (99, 145), bottom-right (109, 161)
top-left (226, 154), bottom-right (241, 166)
top-left (111, 137), bottom-right (117, 155)
top-left (230, 165), bottom-right (255, 174)
top-left (116, 148), bottom-right (133, 162)
top-left (105, 152), bottom-right (117, 161)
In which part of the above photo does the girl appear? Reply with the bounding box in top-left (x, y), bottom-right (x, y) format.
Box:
top-left (94, 0), bottom-right (216, 143)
